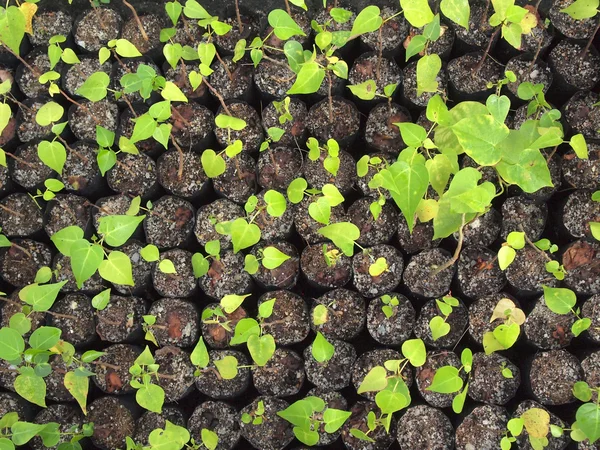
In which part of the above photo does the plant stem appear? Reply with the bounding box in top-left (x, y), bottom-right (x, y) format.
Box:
top-left (433, 215), bottom-right (466, 275)
top-left (170, 136), bottom-right (185, 181)
top-left (202, 78), bottom-right (232, 116)
top-left (3, 150), bottom-right (36, 169)
top-left (56, 135), bottom-right (89, 164)
top-left (376, 26), bottom-right (383, 82)
top-left (10, 242), bottom-right (32, 259)
top-left (235, 0), bottom-right (243, 34)
top-left (327, 71), bottom-right (334, 122)
top-left (215, 51), bottom-right (234, 81)
top-left (580, 19), bottom-right (600, 60)
top-left (284, 0), bottom-right (291, 15)
top-left (473, 28), bottom-right (500, 74)
top-left (121, 0), bottom-right (149, 42)
top-left (0, 204), bottom-right (24, 218)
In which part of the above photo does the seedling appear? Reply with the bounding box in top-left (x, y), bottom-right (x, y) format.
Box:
top-left (241, 400), bottom-right (266, 425)
top-left (128, 346), bottom-right (166, 413)
top-left (500, 361), bottom-right (514, 379)
top-left (499, 231), bottom-right (566, 280)
top-left (243, 190), bottom-right (288, 227)
top-left (277, 396), bottom-right (351, 445)
top-left (200, 114), bottom-right (247, 179)
top-left (190, 336), bottom-right (239, 381)
top-left (141, 314), bottom-right (162, 346)
top-left (126, 420), bottom-right (196, 450)
top-left (570, 381), bottom-right (600, 445)
top-left (0, 411), bottom-right (93, 450)
top-left (369, 256), bottom-right (389, 277)
top-left (487, 70), bottom-right (518, 96)
top-left (542, 286), bottom-right (592, 337)
top-left (352, 339), bottom-right (426, 441)
top-left (322, 243), bottom-right (343, 267)
top-left (191, 240), bottom-right (222, 278)
top-left (311, 331), bottom-right (335, 363)
top-left (427, 348), bottom-right (473, 413)
top-left (229, 298), bottom-right (277, 367)
top-left (272, 96), bottom-right (294, 124)
top-left (312, 299), bottom-right (344, 326)
top-left (483, 297), bottom-right (526, 354)
top-left (404, 14), bottom-right (445, 61)
top-left (307, 137), bottom-right (341, 176)
top-left (29, 178), bottom-right (65, 207)
top-left (503, 407), bottom-right (559, 450)
top-left (380, 294), bottom-right (400, 318)
top-left (244, 246), bottom-right (291, 275)
top-left (429, 295), bottom-right (459, 341)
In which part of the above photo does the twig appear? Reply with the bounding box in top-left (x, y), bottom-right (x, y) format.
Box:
top-left (202, 78), bottom-right (232, 115)
top-left (122, 0), bottom-right (149, 42)
top-left (433, 214), bottom-right (466, 275)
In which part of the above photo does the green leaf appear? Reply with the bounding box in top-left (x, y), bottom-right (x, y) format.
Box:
top-left (493, 323), bottom-right (520, 349)
top-left (262, 246), bottom-right (291, 269)
top-left (229, 318), bottom-right (260, 345)
top-left (348, 80), bottom-right (377, 101)
top-left (574, 381), bottom-right (593, 402)
top-left (573, 318), bottom-right (592, 337)
top-left (64, 371), bottom-right (89, 414)
top-left (76, 72), bottom-right (110, 102)
top-left (427, 366), bottom-right (463, 393)
top-left (96, 287), bottom-right (121, 316)
top-left (401, 338), bottom-right (427, 367)
top-left (430, 316), bottom-right (451, 341)
top-left (159, 259), bottom-right (177, 274)
top-left (130, 114), bottom-right (157, 144)
top-left (287, 177), bottom-right (307, 204)
top-left (277, 399), bottom-right (312, 428)
top-left (570, 134), bottom-right (589, 159)
top-left (293, 427), bottom-right (319, 446)
top-left (9, 313), bottom-right (31, 335)
top-left (37, 140), bottom-right (67, 174)
top-left (192, 253), bottom-right (209, 278)
top-left (350, 428), bottom-right (375, 442)
top-left (19, 281), bottom-right (66, 312)
top-left (576, 404), bottom-right (600, 443)
top-left (263, 190), bottom-right (287, 217)
top-left (114, 39), bottom-right (142, 57)
top-left (543, 286), bottom-right (576, 315)
top-left (98, 215), bottom-right (145, 247)
top-left (323, 408), bottom-right (352, 433)
top-left (201, 428), bottom-right (218, 450)
top-left (97, 149), bottom-right (117, 176)
top-left (70, 240), bottom-right (103, 288)
top-left (220, 293), bottom-right (251, 314)
top-left (312, 331), bottom-right (334, 363)
top-left (416, 54), bottom-right (442, 96)
top-left (330, 7), bottom-right (353, 23)
top-left (351, 6), bottom-right (382, 36)
top-left (287, 62), bottom-right (325, 95)
top-left (183, 0), bottom-right (211, 18)
top-left (496, 148), bottom-right (552, 193)
top-left (11, 421), bottom-right (49, 445)
top-left (357, 366), bottom-right (388, 393)
top-left (498, 246), bottom-right (517, 270)
top-left (214, 355), bottom-right (238, 379)
top-left (50, 225), bottom-right (84, 257)
top-left (501, 22), bottom-right (522, 49)
top-left (190, 337), bottom-right (209, 368)
top-left (507, 231), bottom-right (526, 249)
top-left (201, 149), bottom-right (226, 178)
top-left (379, 158), bottom-right (429, 233)
top-left (14, 372), bottom-right (46, 407)
top-left (400, 0), bottom-right (435, 27)
top-left (406, 35), bottom-right (427, 61)
top-left (258, 299), bottom-right (276, 319)
top-left (136, 383), bottom-right (165, 413)
top-left (29, 326), bottom-right (61, 350)
top-left (98, 251), bottom-right (134, 286)
top-left (0, 6), bottom-right (25, 56)
top-left (268, 9), bottom-right (306, 40)
top-left (591, 222), bottom-right (600, 241)
top-left (166, 1), bottom-right (183, 25)
top-left (35, 102), bottom-right (63, 127)
top-left (247, 334), bottom-right (276, 366)
top-left (318, 222), bottom-right (360, 256)
top-left (486, 94), bottom-right (511, 124)
top-left (230, 218), bottom-right (261, 253)
top-left (398, 123), bottom-right (427, 148)
top-left (452, 115), bottom-right (509, 165)
top-left (376, 377), bottom-right (411, 414)
top-left (148, 421), bottom-right (190, 450)
top-left (452, 383), bottom-right (469, 413)
top-left (0, 327), bottom-right (24, 360)
top-left (440, 0), bottom-right (470, 28)
top-left (161, 81), bottom-right (188, 102)
top-left (283, 40), bottom-right (305, 74)
top-left (561, 0), bottom-right (599, 19)
top-left (140, 244), bottom-right (160, 262)
top-left (309, 197), bottom-right (331, 225)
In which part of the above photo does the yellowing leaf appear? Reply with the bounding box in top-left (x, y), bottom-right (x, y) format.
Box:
top-left (521, 408), bottom-right (551, 439)
top-left (18, 2), bottom-right (37, 35)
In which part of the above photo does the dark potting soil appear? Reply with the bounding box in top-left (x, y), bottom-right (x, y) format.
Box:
top-left (30, 10), bottom-right (73, 46)
top-left (364, 103), bottom-right (410, 154)
top-left (170, 103), bottom-right (214, 149)
top-left (255, 59), bottom-right (297, 100)
top-left (562, 189), bottom-right (600, 240)
top-left (121, 13), bottom-right (166, 56)
top-left (341, 400), bottom-right (397, 450)
top-left (454, 0), bottom-right (494, 48)
top-left (69, 100), bottom-right (119, 142)
top-left (403, 60), bottom-right (448, 108)
top-left (455, 405), bottom-right (510, 450)
top-left (529, 349), bottom-right (583, 405)
top-left (582, 294), bottom-right (600, 344)
top-left (143, 195), bottom-right (195, 249)
top-left (403, 247), bottom-right (455, 298)
top-left (407, 20), bottom-right (455, 60)
top-left (152, 248), bottom-right (197, 297)
top-left (306, 97), bottom-right (361, 146)
top-left (468, 292), bottom-right (520, 345)
top-left (215, 101), bottom-right (264, 153)
top-left (198, 249), bottom-right (253, 299)
top-left (294, 197), bottom-right (347, 244)
top-left (361, 6), bottom-right (409, 54)
top-left (513, 400), bottom-right (570, 450)
top-left (301, 241), bottom-right (352, 289)
top-left (348, 52), bottom-right (403, 101)
top-left (253, 191), bottom-right (294, 242)
top-left (212, 152), bottom-right (258, 204)
top-left (157, 149), bottom-right (208, 199)
top-left (133, 407), bottom-right (186, 446)
top-left (455, 245), bottom-right (506, 299)
top-left (257, 146), bottom-right (303, 191)
top-left (562, 239), bottom-right (600, 295)
top-left (0, 239), bottom-right (52, 287)
top-left (95, 294), bottom-right (146, 343)
top-left (194, 198), bottom-right (244, 249)
top-left (210, 57), bottom-right (254, 101)
top-left (349, 197), bottom-right (399, 246)
top-left (48, 293), bottom-right (96, 347)
top-left (154, 346), bottom-right (196, 402)
top-left (53, 252), bottom-right (106, 295)
top-left (306, 388), bottom-right (348, 446)
top-left (303, 148), bottom-right (357, 194)
top-left (87, 396), bottom-right (135, 450)
top-left (93, 343), bottom-right (140, 395)
top-left (61, 141), bottom-right (104, 195)
top-left (416, 350), bottom-right (467, 408)
top-left (0, 192), bottom-right (43, 237)
top-left (238, 396), bottom-right (294, 450)
top-left (147, 297), bottom-right (199, 348)
top-left (106, 152), bottom-right (158, 198)
top-left (549, 0), bottom-right (598, 39)
top-left (366, 292), bottom-right (415, 346)
top-left (258, 290), bottom-right (309, 346)
top-left (563, 90), bottom-right (600, 141)
top-left (505, 55), bottom-right (553, 97)
top-left (16, 99), bottom-right (57, 144)
top-left (500, 196), bottom-right (548, 241)
top-left (303, 338), bottom-right (357, 391)
top-left (397, 405), bottom-right (454, 450)
top-left (525, 294), bottom-right (575, 350)
top-left (396, 216), bottom-right (440, 254)
top-left (31, 403), bottom-right (83, 450)
top-left (453, 207), bottom-right (501, 248)
top-left (44, 194), bottom-right (91, 237)
top-left (251, 348), bottom-right (305, 397)
top-left (414, 297), bottom-right (469, 349)
top-left (549, 40), bottom-right (600, 91)
top-left (352, 244), bottom-right (404, 298)
top-left (73, 8), bottom-right (122, 53)
top-left (468, 352), bottom-right (520, 405)
top-left (249, 241), bottom-right (299, 290)
top-left (447, 52), bottom-right (504, 96)
top-left (63, 56), bottom-right (113, 98)
top-left (165, 63), bottom-right (208, 101)
top-left (505, 245), bottom-right (560, 294)
top-left (187, 401), bottom-right (241, 450)
top-left (310, 288), bottom-right (365, 341)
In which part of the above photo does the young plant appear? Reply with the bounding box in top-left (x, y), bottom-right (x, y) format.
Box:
top-left (241, 400), bottom-right (266, 425)
top-left (322, 243), bottom-right (343, 267)
top-left (351, 338), bottom-right (426, 441)
top-left (190, 336), bottom-right (239, 381)
top-left (380, 294), bottom-right (400, 318)
top-left (499, 231), bottom-right (566, 280)
top-left (483, 297), bottom-right (526, 354)
top-left (191, 240), bottom-right (222, 278)
top-left (307, 137), bottom-right (341, 177)
top-left (125, 420), bottom-right (196, 450)
top-left (128, 346), bottom-right (166, 413)
top-left (429, 294), bottom-right (459, 341)
top-left (244, 246), bottom-right (291, 275)
top-left (542, 286), bottom-right (592, 337)
top-left (311, 331), bottom-right (335, 364)
top-left (277, 396), bottom-right (351, 445)
top-left (200, 115), bottom-right (247, 179)
top-left (561, 0), bottom-right (600, 59)
top-left (426, 348), bottom-right (473, 413)
top-left (570, 380), bottom-right (600, 445)
top-left (502, 407), bottom-right (558, 450)
top-left (229, 298), bottom-right (277, 367)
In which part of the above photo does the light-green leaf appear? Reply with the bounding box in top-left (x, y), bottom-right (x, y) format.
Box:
top-left (351, 6), bottom-right (383, 36)
top-left (35, 102), bottom-right (63, 127)
top-left (287, 62), bottom-right (325, 95)
top-left (318, 222), bottom-right (360, 256)
top-left (268, 9), bottom-right (306, 40)
top-left (543, 286), bottom-right (576, 315)
top-left (440, 0), bottom-right (470, 28)
top-left (0, 327), bottom-right (24, 361)
top-left (400, 0), bottom-right (435, 27)
top-left (76, 72), bottom-right (110, 102)
top-left (161, 81), bottom-right (188, 102)
top-left (70, 240), bottom-right (103, 289)
top-left (426, 366), bottom-right (463, 393)
top-left (98, 251), bottom-right (134, 286)
top-left (98, 215), bottom-right (145, 247)
top-left (416, 54), bottom-right (442, 96)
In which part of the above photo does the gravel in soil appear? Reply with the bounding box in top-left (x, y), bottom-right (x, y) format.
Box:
top-left (364, 103), bottom-right (410, 154)
top-left (563, 91), bottom-right (600, 141)
top-left (53, 252), bottom-right (106, 295)
top-left (397, 405), bottom-right (455, 450)
top-left (348, 52), bottom-right (403, 101)
top-left (88, 396), bottom-right (135, 450)
top-left (198, 249), bottom-right (253, 299)
top-left (562, 145), bottom-right (600, 190)
top-left (195, 199), bottom-right (244, 250)
top-left (513, 400), bottom-right (571, 450)
top-left (453, 207), bottom-right (501, 247)
top-left (454, 0), bottom-right (494, 48)
top-left (549, 0), bottom-right (598, 38)
top-left (349, 197), bottom-right (399, 246)
top-left (301, 242), bottom-right (353, 289)
top-left (73, 8), bottom-right (122, 53)
top-left (251, 348), bottom-right (305, 397)
top-left (304, 148), bottom-right (357, 194)
top-left (455, 404), bottom-right (510, 450)
top-left (44, 194), bottom-right (90, 237)
top-left (414, 297), bottom-right (469, 349)
top-left (252, 191), bottom-right (294, 242)
top-left (562, 190), bottom-right (600, 239)
top-left (17, 50), bottom-right (63, 98)
top-left (93, 194), bottom-right (141, 232)
top-left (505, 245), bottom-right (560, 294)
top-left (31, 403), bottom-right (83, 450)
top-left (341, 400), bottom-right (397, 450)
top-left (10, 141), bottom-right (55, 191)
top-left (30, 10), bottom-right (73, 46)
top-left (294, 197), bottom-right (347, 244)
top-left (361, 6), bottom-right (408, 53)
top-left (106, 153), bottom-right (158, 198)
top-left (212, 152), bottom-right (257, 204)
top-left (255, 59), bottom-right (297, 100)
top-left (306, 97), bottom-right (361, 146)
top-left (170, 103), bottom-right (214, 149)
top-left (549, 40), bottom-right (600, 91)
top-left (352, 348), bottom-right (412, 402)
top-left (403, 60), bottom-right (448, 108)
top-left (195, 349), bottom-right (251, 399)
top-left (448, 52), bottom-right (504, 96)
top-left (93, 343), bottom-right (140, 395)
top-left (352, 244), bottom-right (404, 298)
top-left (157, 150), bottom-right (207, 199)
top-left (500, 196), bottom-right (548, 240)
top-left (95, 294), bottom-right (146, 343)
top-left (201, 302), bottom-right (247, 349)
top-left (214, 102), bottom-right (263, 153)
top-left (49, 293), bottom-right (96, 347)
top-left (468, 292), bottom-right (520, 345)
top-left (250, 241), bottom-right (299, 290)
top-left (582, 294), bottom-right (600, 344)
top-left (366, 292), bottom-right (415, 346)
top-left (147, 297), bottom-right (199, 348)
top-left (306, 388), bottom-right (348, 446)
top-left (60, 141), bottom-right (103, 195)
top-left (187, 401), bottom-right (241, 450)
top-left (238, 396), bottom-right (294, 450)
top-left (562, 239), bottom-right (600, 295)
top-left (406, 20), bottom-right (455, 59)
top-left (143, 195), bottom-right (195, 249)
top-left (154, 345), bottom-right (195, 402)
top-left (403, 247), bottom-right (455, 298)
top-left (468, 352), bottom-right (520, 405)
top-left (63, 56), bottom-right (112, 97)
top-left (0, 240), bottom-right (52, 288)
top-left (456, 245), bottom-right (506, 299)
top-left (152, 249), bottom-right (197, 298)
top-left (258, 290), bottom-right (309, 346)
top-left (69, 100), bottom-right (119, 142)
top-left (303, 338), bottom-right (357, 391)
top-left (310, 288), bottom-right (365, 341)
top-left (529, 349), bottom-right (583, 405)
top-left (165, 63), bottom-right (207, 100)
top-left (0, 193), bottom-right (43, 237)
top-left (210, 57), bottom-right (254, 101)
top-left (506, 55), bottom-right (553, 97)
top-left (257, 146), bottom-right (303, 192)
top-left (121, 13), bottom-right (165, 55)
